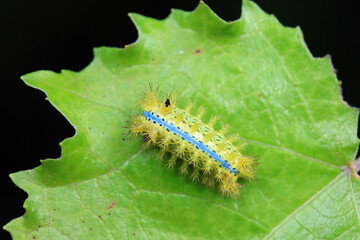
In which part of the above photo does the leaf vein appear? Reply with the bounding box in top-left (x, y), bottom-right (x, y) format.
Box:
top-left (348, 174), bottom-right (360, 226)
top-left (262, 173), bottom-right (344, 239)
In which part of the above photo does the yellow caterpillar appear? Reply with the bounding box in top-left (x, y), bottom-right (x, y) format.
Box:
top-left (129, 86), bottom-right (255, 197)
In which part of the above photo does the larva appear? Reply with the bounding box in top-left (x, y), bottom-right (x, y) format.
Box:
top-left (129, 86), bottom-right (255, 197)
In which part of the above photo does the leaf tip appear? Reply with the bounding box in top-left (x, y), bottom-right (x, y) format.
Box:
top-left (8, 172), bottom-right (15, 180)
top-left (128, 12), bottom-right (159, 37)
top-left (128, 12), bottom-right (148, 26)
top-left (20, 73), bottom-right (32, 85)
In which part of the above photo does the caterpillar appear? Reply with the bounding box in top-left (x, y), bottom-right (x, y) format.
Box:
top-left (129, 86), bottom-right (255, 197)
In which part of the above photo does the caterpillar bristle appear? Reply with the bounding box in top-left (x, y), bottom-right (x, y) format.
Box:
top-left (207, 116), bottom-right (217, 128)
top-left (189, 151), bottom-right (200, 166)
top-left (167, 154), bottom-right (177, 168)
top-left (226, 151), bottom-right (238, 162)
top-left (157, 148), bottom-right (167, 160)
top-left (219, 123), bottom-right (230, 136)
top-left (159, 135), bottom-right (171, 148)
top-left (179, 161), bottom-right (189, 175)
top-left (191, 168), bottom-right (200, 182)
top-left (235, 142), bottom-right (246, 151)
top-left (228, 134), bottom-right (240, 144)
top-left (202, 174), bottom-right (215, 188)
top-left (202, 160), bottom-right (212, 174)
top-left (176, 142), bottom-right (187, 158)
top-left (219, 175), bottom-right (239, 197)
top-left (214, 171), bottom-right (223, 182)
top-left (169, 92), bottom-right (177, 105)
top-left (196, 106), bottom-right (205, 120)
top-left (185, 102), bottom-right (193, 113)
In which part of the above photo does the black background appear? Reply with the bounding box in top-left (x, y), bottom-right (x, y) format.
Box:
top-left (1, 0), bottom-right (359, 239)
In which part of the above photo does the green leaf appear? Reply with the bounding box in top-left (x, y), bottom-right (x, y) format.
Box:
top-left (5, 1), bottom-right (360, 239)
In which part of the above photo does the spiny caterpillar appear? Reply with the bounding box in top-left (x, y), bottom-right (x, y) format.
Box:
top-left (129, 86), bottom-right (255, 197)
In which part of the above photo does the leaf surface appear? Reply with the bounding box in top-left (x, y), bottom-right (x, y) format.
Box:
top-left (5, 1), bottom-right (360, 239)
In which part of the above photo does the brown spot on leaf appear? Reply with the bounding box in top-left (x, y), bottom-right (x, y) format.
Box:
top-left (194, 49), bottom-right (201, 55)
top-left (349, 162), bottom-right (360, 180)
top-left (106, 200), bottom-right (116, 210)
